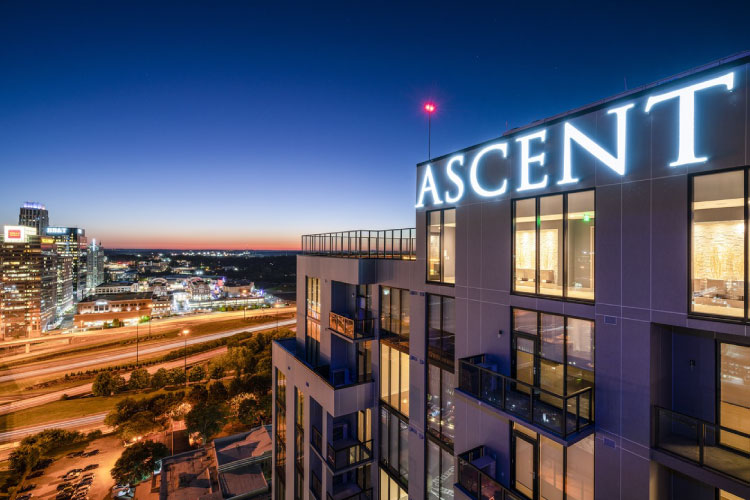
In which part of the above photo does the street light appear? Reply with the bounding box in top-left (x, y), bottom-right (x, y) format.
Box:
top-left (181, 329), bottom-right (190, 387)
top-left (424, 101), bottom-right (437, 160)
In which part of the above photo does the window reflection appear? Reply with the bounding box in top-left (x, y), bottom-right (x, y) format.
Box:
top-left (514, 198), bottom-right (537, 294)
top-left (567, 191), bottom-right (595, 300)
top-left (427, 208), bottom-right (456, 284)
top-left (720, 343), bottom-right (750, 453)
top-left (540, 195), bottom-right (563, 296)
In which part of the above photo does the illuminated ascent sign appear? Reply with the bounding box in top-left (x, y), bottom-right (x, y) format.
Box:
top-left (416, 70), bottom-right (738, 208)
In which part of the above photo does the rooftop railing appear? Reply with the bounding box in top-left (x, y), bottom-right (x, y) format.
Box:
top-left (654, 406), bottom-right (750, 483)
top-left (302, 229), bottom-right (416, 260)
top-left (458, 354), bottom-right (593, 440)
top-left (457, 446), bottom-right (523, 500)
top-left (329, 311), bottom-right (375, 340)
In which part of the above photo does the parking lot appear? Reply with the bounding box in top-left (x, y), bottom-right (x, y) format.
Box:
top-left (15, 435), bottom-right (124, 500)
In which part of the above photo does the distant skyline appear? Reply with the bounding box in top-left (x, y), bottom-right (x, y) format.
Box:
top-left (2, 1), bottom-right (750, 249)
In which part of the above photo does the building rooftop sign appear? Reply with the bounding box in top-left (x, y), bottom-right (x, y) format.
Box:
top-left (416, 56), bottom-right (748, 208)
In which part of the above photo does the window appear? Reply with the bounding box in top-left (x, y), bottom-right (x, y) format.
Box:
top-left (306, 319), bottom-right (320, 366)
top-left (381, 286), bottom-right (410, 344)
top-left (275, 369), bottom-right (286, 498)
top-left (513, 190), bottom-right (595, 300)
top-left (426, 438), bottom-right (454, 500)
top-left (380, 406), bottom-right (409, 486)
top-left (719, 342), bottom-right (750, 452)
top-left (427, 363), bottom-right (455, 445)
top-left (294, 388), bottom-right (304, 500)
top-left (512, 308), bottom-right (594, 397)
top-left (427, 208), bottom-right (456, 284)
top-left (428, 295), bottom-right (455, 365)
top-left (691, 171), bottom-right (744, 318)
top-left (380, 467), bottom-right (408, 500)
top-left (512, 422), bottom-right (593, 500)
top-left (306, 277), bottom-right (320, 319)
top-left (380, 343), bottom-right (409, 417)
top-left (276, 368), bottom-right (286, 407)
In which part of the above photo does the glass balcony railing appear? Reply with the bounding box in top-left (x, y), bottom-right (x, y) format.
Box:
top-left (311, 425), bottom-right (323, 455)
top-left (326, 438), bottom-right (373, 471)
top-left (326, 487), bottom-right (373, 500)
top-left (302, 229), bottom-right (416, 260)
top-left (458, 354), bottom-right (594, 440)
top-left (329, 311), bottom-right (375, 340)
top-left (654, 406), bottom-right (750, 483)
top-left (275, 338), bottom-right (374, 389)
top-left (457, 446), bottom-right (524, 500)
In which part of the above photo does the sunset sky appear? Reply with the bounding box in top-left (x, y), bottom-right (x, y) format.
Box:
top-left (1, 1), bottom-right (749, 249)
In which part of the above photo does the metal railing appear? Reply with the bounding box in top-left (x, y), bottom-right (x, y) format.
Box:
top-left (457, 446), bottom-right (522, 500)
top-left (654, 406), bottom-right (750, 483)
top-left (326, 487), bottom-right (373, 500)
top-left (311, 426), bottom-right (323, 454)
top-left (458, 354), bottom-right (594, 439)
top-left (302, 229), bottom-right (416, 260)
top-left (329, 311), bottom-right (375, 340)
top-left (327, 438), bottom-right (373, 471)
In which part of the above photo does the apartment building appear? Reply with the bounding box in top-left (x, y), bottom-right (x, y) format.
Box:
top-left (272, 52), bottom-right (750, 500)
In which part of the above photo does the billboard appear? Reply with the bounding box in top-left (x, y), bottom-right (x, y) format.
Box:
top-left (4, 225), bottom-right (36, 243)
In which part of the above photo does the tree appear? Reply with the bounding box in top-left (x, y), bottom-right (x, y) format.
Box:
top-left (8, 444), bottom-right (40, 476)
top-left (92, 372), bottom-right (119, 396)
top-left (237, 398), bottom-right (261, 427)
top-left (185, 404), bottom-right (226, 442)
top-left (188, 365), bottom-right (206, 383)
top-left (209, 364), bottom-right (225, 380)
top-left (208, 381), bottom-right (229, 405)
top-left (168, 367), bottom-right (186, 386)
top-left (111, 440), bottom-right (168, 485)
top-left (151, 368), bottom-right (169, 389)
top-left (129, 368), bottom-right (151, 390)
top-left (187, 385), bottom-right (208, 406)
top-left (117, 411), bottom-right (160, 441)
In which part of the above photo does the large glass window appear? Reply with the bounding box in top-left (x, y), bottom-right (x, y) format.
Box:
top-left (274, 369), bottom-right (287, 499)
top-left (513, 191), bottom-right (595, 300)
top-left (380, 406), bottom-right (409, 486)
top-left (719, 342), bottom-right (750, 453)
top-left (380, 467), bottom-right (408, 500)
top-left (381, 286), bottom-right (410, 344)
top-left (306, 276), bottom-right (320, 319)
top-left (427, 208), bottom-right (456, 284)
top-left (427, 363), bottom-right (455, 445)
top-left (294, 388), bottom-right (304, 500)
top-left (305, 318), bottom-right (320, 366)
top-left (428, 295), bottom-right (455, 365)
top-left (427, 438), bottom-right (454, 500)
top-left (512, 422), bottom-right (593, 500)
top-left (691, 171), bottom-right (745, 318)
top-left (380, 343), bottom-right (409, 417)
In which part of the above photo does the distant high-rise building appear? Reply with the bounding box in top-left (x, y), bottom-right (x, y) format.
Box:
top-left (45, 227), bottom-right (87, 302)
top-left (0, 225), bottom-right (57, 339)
top-left (54, 254), bottom-right (74, 315)
top-left (86, 239), bottom-right (105, 294)
top-left (18, 202), bottom-right (49, 234)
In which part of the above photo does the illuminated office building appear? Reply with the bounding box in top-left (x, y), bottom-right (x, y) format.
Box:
top-left (272, 52), bottom-right (750, 500)
top-left (18, 201), bottom-right (49, 235)
top-left (0, 225), bottom-right (57, 339)
top-left (45, 226), bottom-right (88, 302)
top-left (86, 239), bottom-right (105, 294)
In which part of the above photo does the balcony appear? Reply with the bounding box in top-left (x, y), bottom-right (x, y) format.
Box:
top-left (654, 406), bottom-right (750, 483)
top-left (273, 338), bottom-right (375, 417)
top-left (326, 438), bottom-right (373, 472)
top-left (458, 354), bottom-right (593, 442)
top-left (457, 446), bottom-right (523, 500)
top-left (302, 229), bottom-right (416, 260)
top-left (326, 487), bottom-right (373, 500)
top-left (329, 311), bottom-right (375, 341)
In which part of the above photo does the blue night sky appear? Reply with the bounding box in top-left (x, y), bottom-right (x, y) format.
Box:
top-left (1, 1), bottom-right (749, 249)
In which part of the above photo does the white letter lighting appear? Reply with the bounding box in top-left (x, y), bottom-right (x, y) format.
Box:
top-left (516, 129), bottom-right (548, 191)
top-left (415, 164), bottom-right (444, 208)
top-left (644, 71), bottom-right (734, 167)
top-left (470, 142), bottom-right (509, 197)
top-left (444, 154), bottom-right (465, 203)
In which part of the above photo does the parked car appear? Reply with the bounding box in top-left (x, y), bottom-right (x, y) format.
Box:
top-left (27, 470), bottom-right (44, 479)
top-left (83, 449), bottom-right (99, 457)
top-left (83, 463), bottom-right (98, 471)
top-left (57, 483), bottom-right (72, 491)
top-left (19, 483), bottom-right (36, 492)
top-left (17, 494), bottom-right (32, 500)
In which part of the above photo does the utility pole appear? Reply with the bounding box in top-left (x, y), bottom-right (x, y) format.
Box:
top-left (424, 102), bottom-right (436, 160)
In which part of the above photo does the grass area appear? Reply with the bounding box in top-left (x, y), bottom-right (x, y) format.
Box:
top-left (0, 388), bottom-right (175, 431)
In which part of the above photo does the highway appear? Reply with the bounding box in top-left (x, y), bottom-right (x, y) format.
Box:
top-left (0, 318), bottom-right (296, 384)
top-left (0, 347), bottom-right (229, 416)
top-left (0, 412), bottom-right (109, 444)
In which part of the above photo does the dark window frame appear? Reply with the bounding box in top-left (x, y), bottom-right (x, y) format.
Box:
top-left (380, 285), bottom-right (411, 345)
top-left (427, 294), bottom-right (455, 367)
top-left (425, 433), bottom-right (455, 500)
top-left (426, 360), bottom-right (455, 447)
top-left (511, 188), bottom-right (596, 303)
top-left (379, 403), bottom-right (409, 489)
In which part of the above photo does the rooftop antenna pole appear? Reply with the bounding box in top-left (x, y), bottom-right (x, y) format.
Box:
top-left (424, 102), bottom-right (436, 160)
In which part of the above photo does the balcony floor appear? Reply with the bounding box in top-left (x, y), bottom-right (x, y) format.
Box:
top-left (498, 388), bottom-right (591, 436)
top-left (658, 434), bottom-right (750, 483)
